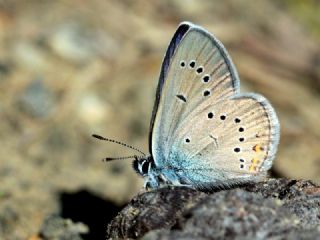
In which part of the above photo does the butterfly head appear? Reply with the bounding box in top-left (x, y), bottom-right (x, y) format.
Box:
top-left (133, 155), bottom-right (166, 189)
top-left (133, 155), bottom-right (154, 177)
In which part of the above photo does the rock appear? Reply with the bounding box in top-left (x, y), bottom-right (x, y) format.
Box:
top-left (77, 94), bottom-right (110, 125)
top-left (49, 23), bottom-right (119, 63)
top-left (106, 179), bottom-right (320, 239)
top-left (17, 78), bottom-right (56, 119)
top-left (38, 215), bottom-right (89, 240)
top-left (14, 42), bottom-right (49, 71)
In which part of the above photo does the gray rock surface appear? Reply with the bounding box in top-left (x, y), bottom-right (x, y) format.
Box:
top-left (39, 215), bottom-right (88, 240)
top-left (107, 179), bottom-right (320, 239)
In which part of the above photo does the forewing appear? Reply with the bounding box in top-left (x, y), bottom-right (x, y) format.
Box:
top-left (151, 22), bottom-right (240, 163)
top-left (149, 23), bottom-right (190, 153)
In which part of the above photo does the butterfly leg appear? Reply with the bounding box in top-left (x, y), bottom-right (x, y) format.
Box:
top-left (144, 173), bottom-right (160, 189)
top-left (160, 169), bottom-right (193, 188)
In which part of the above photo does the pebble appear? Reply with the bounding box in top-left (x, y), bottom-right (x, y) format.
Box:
top-left (17, 78), bottom-right (55, 118)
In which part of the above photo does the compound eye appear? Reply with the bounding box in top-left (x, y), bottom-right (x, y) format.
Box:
top-left (141, 161), bottom-right (149, 175)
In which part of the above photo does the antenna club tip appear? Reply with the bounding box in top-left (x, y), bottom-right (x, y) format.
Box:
top-left (92, 134), bottom-right (103, 140)
top-left (91, 133), bottom-right (146, 155)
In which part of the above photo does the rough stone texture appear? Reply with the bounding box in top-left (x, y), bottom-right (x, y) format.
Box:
top-left (38, 215), bottom-right (88, 240)
top-left (107, 179), bottom-right (320, 239)
top-left (107, 187), bottom-right (206, 239)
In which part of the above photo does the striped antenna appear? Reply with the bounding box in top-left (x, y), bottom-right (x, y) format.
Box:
top-left (92, 134), bottom-right (146, 156)
top-left (102, 155), bottom-right (137, 162)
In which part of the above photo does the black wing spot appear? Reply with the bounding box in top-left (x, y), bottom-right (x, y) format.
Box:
top-left (176, 94), bottom-right (187, 102)
top-left (180, 61), bottom-right (186, 67)
top-left (235, 118), bottom-right (241, 123)
top-left (208, 112), bottom-right (214, 119)
top-left (203, 90), bottom-right (211, 97)
top-left (189, 60), bottom-right (196, 68)
top-left (240, 164), bottom-right (244, 169)
top-left (202, 75), bottom-right (210, 83)
top-left (239, 127), bottom-right (244, 132)
top-left (185, 138), bottom-right (190, 143)
top-left (239, 137), bottom-right (244, 142)
top-left (240, 159), bottom-right (245, 162)
top-left (196, 66), bottom-right (203, 74)
top-left (234, 147), bottom-right (241, 153)
top-left (220, 115), bottom-right (226, 120)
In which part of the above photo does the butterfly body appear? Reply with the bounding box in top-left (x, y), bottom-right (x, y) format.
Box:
top-left (131, 22), bottom-right (279, 190)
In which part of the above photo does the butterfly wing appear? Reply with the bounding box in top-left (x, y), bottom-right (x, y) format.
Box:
top-left (150, 22), bottom-right (280, 188)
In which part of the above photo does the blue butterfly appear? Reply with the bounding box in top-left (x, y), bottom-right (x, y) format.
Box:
top-left (94, 22), bottom-right (280, 190)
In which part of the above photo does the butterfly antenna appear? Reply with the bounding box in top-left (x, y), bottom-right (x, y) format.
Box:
top-left (92, 134), bottom-right (146, 156)
top-left (102, 155), bottom-right (138, 162)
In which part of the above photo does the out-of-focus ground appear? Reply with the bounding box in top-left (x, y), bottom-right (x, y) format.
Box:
top-left (0, 0), bottom-right (319, 239)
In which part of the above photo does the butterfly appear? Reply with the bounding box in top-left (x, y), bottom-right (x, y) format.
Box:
top-left (93, 22), bottom-right (280, 190)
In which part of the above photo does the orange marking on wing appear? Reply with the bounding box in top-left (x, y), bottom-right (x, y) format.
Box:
top-left (251, 158), bottom-right (260, 165)
top-left (249, 158), bottom-right (260, 172)
top-left (253, 144), bottom-right (264, 152)
top-left (249, 165), bottom-right (257, 172)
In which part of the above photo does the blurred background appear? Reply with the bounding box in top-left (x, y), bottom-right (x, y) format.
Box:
top-left (0, 0), bottom-right (319, 239)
